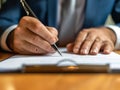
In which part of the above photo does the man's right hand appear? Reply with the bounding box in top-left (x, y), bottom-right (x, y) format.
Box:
top-left (7, 16), bottom-right (58, 55)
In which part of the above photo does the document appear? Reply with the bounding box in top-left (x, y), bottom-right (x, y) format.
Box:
top-left (0, 48), bottom-right (120, 72)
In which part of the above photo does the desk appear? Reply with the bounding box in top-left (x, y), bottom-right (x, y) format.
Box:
top-left (0, 74), bottom-right (120, 90)
top-left (0, 51), bottom-right (120, 90)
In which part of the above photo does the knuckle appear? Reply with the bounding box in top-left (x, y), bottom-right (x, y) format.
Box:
top-left (32, 23), bottom-right (41, 32)
top-left (89, 31), bottom-right (95, 36)
top-left (103, 41), bottom-right (109, 44)
top-left (50, 27), bottom-right (58, 35)
top-left (95, 37), bottom-right (101, 42)
top-left (34, 23), bottom-right (40, 29)
top-left (84, 38), bottom-right (93, 42)
top-left (14, 28), bottom-right (19, 35)
top-left (14, 27), bottom-right (22, 34)
top-left (82, 29), bottom-right (89, 32)
top-left (20, 16), bottom-right (28, 23)
top-left (75, 39), bottom-right (82, 44)
top-left (33, 24), bottom-right (45, 34)
top-left (79, 30), bottom-right (88, 35)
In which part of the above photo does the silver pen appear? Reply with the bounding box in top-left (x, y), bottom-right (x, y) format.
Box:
top-left (20, 0), bottom-right (62, 56)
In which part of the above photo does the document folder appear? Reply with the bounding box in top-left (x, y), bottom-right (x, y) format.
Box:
top-left (22, 64), bottom-right (109, 73)
top-left (0, 48), bottom-right (120, 73)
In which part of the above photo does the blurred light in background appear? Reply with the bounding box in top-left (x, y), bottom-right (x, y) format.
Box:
top-left (0, 0), bottom-right (6, 9)
top-left (105, 15), bottom-right (115, 25)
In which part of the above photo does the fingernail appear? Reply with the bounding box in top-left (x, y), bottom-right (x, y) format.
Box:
top-left (73, 48), bottom-right (79, 53)
top-left (50, 38), bottom-right (56, 44)
top-left (104, 49), bottom-right (110, 54)
top-left (81, 49), bottom-right (88, 54)
top-left (91, 48), bottom-right (98, 54)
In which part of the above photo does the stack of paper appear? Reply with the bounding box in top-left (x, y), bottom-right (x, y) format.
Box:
top-left (0, 48), bottom-right (120, 72)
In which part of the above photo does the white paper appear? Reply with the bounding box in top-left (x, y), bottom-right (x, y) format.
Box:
top-left (0, 48), bottom-right (120, 72)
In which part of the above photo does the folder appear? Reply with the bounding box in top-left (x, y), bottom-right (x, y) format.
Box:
top-left (0, 48), bottom-right (120, 73)
top-left (22, 64), bottom-right (109, 73)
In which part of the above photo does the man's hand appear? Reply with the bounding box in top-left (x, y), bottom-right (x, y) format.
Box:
top-left (67, 27), bottom-right (116, 55)
top-left (7, 16), bottom-right (58, 55)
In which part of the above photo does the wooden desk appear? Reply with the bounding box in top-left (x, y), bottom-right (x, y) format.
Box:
top-left (0, 51), bottom-right (120, 90)
top-left (0, 74), bottom-right (120, 90)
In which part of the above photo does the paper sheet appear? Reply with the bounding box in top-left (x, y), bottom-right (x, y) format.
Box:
top-left (0, 48), bottom-right (120, 71)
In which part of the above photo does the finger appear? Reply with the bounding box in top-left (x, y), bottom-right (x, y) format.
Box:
top-left (90, 38), bottom-right (103, 55)
top-left (12, 38), bottom-right (49, 55)
top-left (20, 41), bottom-right (49, 55)
top-left (101, 41), bottom-right (114, 54)
top-left (66, 43), bottom-right (74, 52)
top-left (21, 29), bottom-right (55, 53)
top-left (19, 16), bottom-right (56, 44)
top-left (46, 26), bottom-right (58, 41)
top-left (73, 30), bottom-right (88, 53)
top-left (79, 32), bottom-right (96, 55)
top-left (46, 26), bottom-right (58, 36)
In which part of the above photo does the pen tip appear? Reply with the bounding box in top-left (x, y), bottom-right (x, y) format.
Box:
top-left (58, 52), bottom-right (62, 56)
top-left (60, 54), bottom-right (62, 56)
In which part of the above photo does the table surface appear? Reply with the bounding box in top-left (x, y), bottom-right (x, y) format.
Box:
top-left (0, 74), bottom-right (120, 90)
top-left (0, 51), bottom-right (120, 90)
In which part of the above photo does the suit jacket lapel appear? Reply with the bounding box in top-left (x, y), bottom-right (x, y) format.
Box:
top-left (48, 0), bottom-right (58, 27)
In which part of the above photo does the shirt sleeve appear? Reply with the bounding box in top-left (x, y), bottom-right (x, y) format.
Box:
top-left (105, 25), bottom-right (120, 50)
top-left (0, 25), bottom-right (18, 52)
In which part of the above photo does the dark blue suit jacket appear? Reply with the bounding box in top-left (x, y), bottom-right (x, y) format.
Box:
top-left (0, 0), bottom-right (120, 37)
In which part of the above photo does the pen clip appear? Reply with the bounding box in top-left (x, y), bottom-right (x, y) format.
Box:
top-left (20, 0), bottom-right (29, 15)
top-left (20, 0), bottom-right (37, 18)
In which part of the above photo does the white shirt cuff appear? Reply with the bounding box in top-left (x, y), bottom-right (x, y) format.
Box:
top-left (105, 25), bottom-right (120, 50)
top-left (0, 25), bottom-right (18, 52)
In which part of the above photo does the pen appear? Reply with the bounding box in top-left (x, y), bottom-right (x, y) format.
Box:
top-left (20, 0), bottom-right (62, 56)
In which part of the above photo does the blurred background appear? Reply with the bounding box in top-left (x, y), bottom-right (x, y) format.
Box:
top-left (0, 0), bottom-right (114, 25)
top-left (0, 0), bottom-right (6, 9)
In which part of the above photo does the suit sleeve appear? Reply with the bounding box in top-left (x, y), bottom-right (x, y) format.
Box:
top-left (111, 0), bottom-right (120, 26)
top-left (106, 0), bottom-right (120, 49)
top-left (0, 0), bottom-right (22, 37)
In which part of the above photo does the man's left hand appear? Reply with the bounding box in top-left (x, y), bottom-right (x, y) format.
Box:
top-left (67, 27), bottom-right (116, 55)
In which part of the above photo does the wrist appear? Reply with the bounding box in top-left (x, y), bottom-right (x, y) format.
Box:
top-left (105, 25), bottom-right (120, 49)
top-left (105, 27), bottom-right (116, 45)
top-left (6, 30), bottom-right (14, 51)
top-left (0, 25), bottom-right (17, 52)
